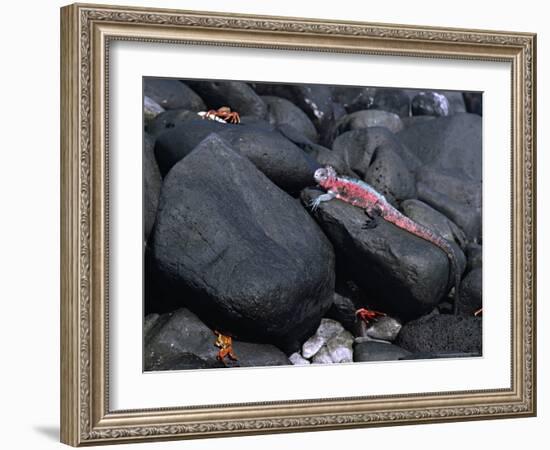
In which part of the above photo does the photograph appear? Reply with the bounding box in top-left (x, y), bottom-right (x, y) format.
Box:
top-left (143, 78), bottom-right (483, 371)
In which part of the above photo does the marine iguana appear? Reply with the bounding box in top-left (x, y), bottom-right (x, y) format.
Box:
top-left (310, 166), bottom-right (462, 314)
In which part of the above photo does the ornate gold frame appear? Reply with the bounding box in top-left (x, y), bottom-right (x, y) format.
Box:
top-left (60, 3), bottom-right (536, 446)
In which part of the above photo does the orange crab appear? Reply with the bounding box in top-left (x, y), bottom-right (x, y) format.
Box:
top-left (202, 106), bottom-right (241, 124)
top-left (214, 330), bottom-right (238, 363)
top-left (355, 307), bottom-right (386, 326)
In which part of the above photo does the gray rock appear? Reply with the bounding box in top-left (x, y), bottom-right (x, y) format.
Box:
top-left (335, 110), bottom-right (404, 136)
top-left (457, 268), bottom-right (482, 315)
top-left (301, 188), bottom-right (462, 321)
top-left (155, 122), bottom-right (316, 192)
top-left (372, 88), bottom-right (410, 117)
top-left (397, 113), bottom-right (482, 182)
top-left (411, 92), bottom-right (451, 117)
top-left (144, 79), bottom-right (206, 111)
top-left (143, 133), bottom-right (161, 240)
top-left (326, 330), bottom-right (354, 363)
top-left (325, 292), bottom-right (358, 331)
top-left (253, 83), bottom-right (336, 144)
top-left (144, 309), bottom-right (289, 370)
top-left (262, 95), bottom-right (319, 143)
top-left (364, 316), bottom-right (402, 342)
top-left (446, 91), bottom-right (467, 114)
top-left (230, 341), bottom-right (290, 368)
top-left (401, 199), bottom-right (466, 248)
top-left (311, 346), bottom-right (334, 364)
top-left (463, 92), bottom-right (482, 115)
top-left (143, 313), bottom-right (161, 342)
top-left (289, 352), bottom-right (311, 365)
top-left (354, 341), bottom-right (411, 362)
top-left (149, 137), bottom-right (335, 351)
top-left (331, 85), bottom-right (376, 113)
top-left (364, 144), bottom-right (416, 206)
top-left (466, 244), bottom-right (482, 272)
top-left (147, 109), bottom-right (201, 136)
top-left (396, 314), bottom-right (482, 354)
top-left (144, 95), bottom-right (165, 126)
top-left (185, 80), bottom-right (267, 118)
top-left (302, 318), bottom-right (345, 359)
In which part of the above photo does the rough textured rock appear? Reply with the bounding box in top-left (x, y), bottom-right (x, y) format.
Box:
top-left (252, 83), bottom-right (336, 144)
top-left (155, 122), bottom-right (317, 192)
top-left (401, 199), bottom-right (466, 248)
top-left (301, 188), bottom-right (463, 321)
top-left (353, 341), bottom-right (411, 362)
top-left (372, 88), bottom-right (410, 117)
top-left (396, 313), bottom-right (482, 354)
top-left (456, 268), bottom-right (482, 315)
top-left (311, 346), bottom-right (334, 364)
top-left (262, 95), bottom-right (319, 143)
top-left (331, 86), bottom-right (376, 113)
top-left (143, 133), bottom-right (161, 240)
top-left (397, 113), bottom-right (482, 182)
top-left (332, 128), bottom-right (421, 177)
top-left (325, 292), bottom-right (358, 332)
top-left (144, 309), bottom-right (289, 370)
top-left (149, 137), bottom-right (335, 350)
top-left (411, 92), bottom-right (451, 117)
top-left (364, 316), bottom-right (402, 342)
top-left (334, 110), bottom-right (404, 137)
top-left (147, 109), bottom-right (202, 136)
top-left (326, 330), bottom-right (354, 363)
top-left (185, 80), bottom-right (267, 118)
top-left (415, 168), bottom-right (482, 242)
top-left (302, 319), bottom-right (345, 359)
top-left (144, 79), bottom-right (206, 111)
top-left (364, 144), bottom-right (416, 206)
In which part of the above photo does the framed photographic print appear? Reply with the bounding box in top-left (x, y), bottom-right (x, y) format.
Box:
top-left (60, 3), bottom-right (537, 446)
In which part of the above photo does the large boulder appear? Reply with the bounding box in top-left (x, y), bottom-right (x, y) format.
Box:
top-left (149, 136), bottom-right (335, 351)
top-left (154, 121), bottom-right (317, 192)
top-left (301, 189), bottom-right (464, 321)
top-left (262, 95), bottom-right (319, 143)
top-left (397, 113), bottom-right (482, 182)
top-left (185, 80), bottom-right (267, 119)
top-left (143, 133), bottom-right (161, 240)
top-left (144, 79), bottom-right (206, 111)
top-left (334, 110), bottom-right (404, 138)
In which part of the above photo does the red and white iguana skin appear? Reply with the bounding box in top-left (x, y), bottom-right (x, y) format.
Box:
top-left (311, 166), bottom-right (461, 314)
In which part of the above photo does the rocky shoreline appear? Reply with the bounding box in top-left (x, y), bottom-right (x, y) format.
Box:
top-left (143, 78), bottom-right (482, 371)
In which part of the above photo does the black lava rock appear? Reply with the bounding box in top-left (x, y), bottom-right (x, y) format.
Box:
top-left (333, 110), bottom-right (404, 139)
top-left (463, 92), bottom-right (483, 115)
top-left (149, 137), bottom-right (335, 351)
top-left (396, 313), bottom-right (482, 354)
top-left (397, 113), bottom-right (482, 182)
top-left (143, 133), bottom-right (161, 240)
top-left (185, 80), bottom-right (267, 119)
top-left (456, 268), bottom-right (482, 315)
top-left (364, 144), bottom-right (417, 206)
top-left (144, 309), bottom-right (289, 371)
top-left (415, 168), bottom-right (482, 242)
top-left (155, 121), bottom-right (316, 192)
top-left (466, 243), bottom-right (483, 272)
top-left (253, 83), bottom-right (336, 144)
top-left (411, 92), bottom-right (451, 117)
top-left (353, 341), bottom-right (411, 362)
top-left (372, 88), bottom-right (410, 117)
top-left (144, 79), bottom-right (206, 111)
top-left (325, 292), bottom-right (358, 332)
top-left (301, 188), bottom-right (463, 321)
top-left (262, 95), bottom-right (319, 143)
top-left (331, 85), bottom-right (376, 113)
top-left (147, 109), bottom-right (201, 136)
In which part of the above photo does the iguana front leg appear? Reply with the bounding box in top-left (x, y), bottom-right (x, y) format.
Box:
top-left (309, 191), bottom-right (336, 211)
